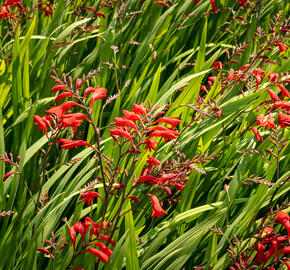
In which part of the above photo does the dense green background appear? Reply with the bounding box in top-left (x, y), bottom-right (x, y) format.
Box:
top-left (0, 0), bottom-right (289, 269)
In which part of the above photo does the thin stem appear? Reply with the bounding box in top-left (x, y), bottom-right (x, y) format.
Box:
top-left (19, 172), bottom-right (32, 198)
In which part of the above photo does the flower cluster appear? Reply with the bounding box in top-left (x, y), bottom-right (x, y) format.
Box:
top-left (253, 211), bottom-right (290, 268)
top-left (68, 217), bottom-right (115, 264)
top-left (228, 211), bottom-right (290, 270)
top-left (33, 74), bottom-right (107, 152)
top-left (0, 0), bottom-right (25, 21)
top-left (251, 78), bottom-right (289, 142)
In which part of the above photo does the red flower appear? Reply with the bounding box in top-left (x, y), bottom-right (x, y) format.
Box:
top-left (147, 130), bottom-right (177, 142)
top-left (84, 87), bottom-right (96, 98)
top-left (268, 72), bottom-right (278, 82)
top-left (68, 226), bottom-right (76, 251)
top-left (3, 171), bottom-right (18, 182)
top-left (253, 67), bottom-right (266, 78)
top-left (153, 117), bottom-right (181, 128)
top-left (109, 127), bottom-right (135, 146)
top-left (239, 64), bottom-right (249, 70)
top-left (55, 92), bottom-right (74, 102)
top-left (91, 242), bottom-right (113, 257)
top-left (70, 267), bottom-right (84, 270)
top-left (228, 68), bottom-right (235, 80)
top-left (278, 246), bottom-right (290, 258)
top-left (114, 117), bottom-right (140, 135)
top-left (56, 139), bottom-right (97, 151)
top-left (270, 101), bottom-right (290, 110)
top-left (154, 1), bottom-right (168, 7)
top-left (255, 242), bottom-right (265, 264)
top-left (37, 248), bottom-right (53, 257)
top-left (98, 235), bottom-right (115, 246)
top-left (276, 211), bottom-right (290, 238)
top-left (82, 217), bottom-right (98, 236)
top-left (127, 196), bottom-right (139, 203)
top-left (136, 175), bottom-right (159, 185)
top-left (208, 76), bottom-right (217, 85)
top-left (276, 84), bottom-right (289, 99)
top-left (39, 7), bottom-right (53, 16)
top-left (200, 85), bottom-right (208, 93)
top-left (256, 114), bottom-right (264, 126)
top-left (60, 113), bottom-right (90, 131)
top-left (212, 61), bottom-right (223, 72)
top-left (148, 194), bottom-right (167, 218)
top-left (210, 0), bottom-right (216, 12)
top-left (251, 127), bottom-right (263, 142)
top-left (260, 113), bottom-right (275, 129)
top-left (132, 103), bottom-right (148, 115)
top-left (113, 184), bottom-right (125, 190)
top-left (46, 101), bottom-right (80, 118)
top-left (144, 139), bottom-right (158, 152)
top-left (194, 0), bottom-right (200, 3)
top-left (90, 87), bottom-right (107, 108)
top-left (238, 0), bottom-right (248, 5)
top-left (86, 6), bottom-right (96, 12)
top-left (147, 125), bottom-right (179, 135)
top-left (96, 12), bottom-right (105, 18)
top-left (76, 78), bottom-right (82, 90)
top-left (61, 112), bottom-right (89, 122)
top-left (0, 6), bottom-right (12, 19)
top-left (146, 156), bottom-right (161, 169)
top-left (33, 115), bottom-right (52, 136)
top-left (50, 85), bottom-right (69, 92)
top-left (277, 41), bottom-right (288, 53)
top-left (266, 89), bottom-right (280, 102)
top-left (278, 111), bottom-right (290, 128)
top-left (256, 74), bottom-right (261, 90)
top-left (73, 222), bottom-right (86, 243)
top-left (85, 248), bottom-right (109, 263)
top-left (257, 226), bottom-right (274, 235)
top-left (80, 191), bottom-right (102, 206)
top-left (122, 110), bottom-right (142, 122)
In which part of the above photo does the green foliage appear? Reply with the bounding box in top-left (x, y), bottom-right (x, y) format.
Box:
top-left (0, 0), bottom-right (289, 269)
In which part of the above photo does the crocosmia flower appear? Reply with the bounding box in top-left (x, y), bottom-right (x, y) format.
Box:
top-left (238, 0), bottom-right (248, 5)
top-left (153, 117), bottom-right (181, 128)
top-left (3, 171), bottom-right (18, 182)
top-left (210, 0), bottom-right (216, 12)
top-left (260, 113), bottom-right (275, 129)
top-left (278, 111), bottom-right (290, 128)
top-left (154, 1), bottom-right (168, 7)
top-left (109, 127), bottom-right (135, 146)
top-left (251, 127), bottom-right (263, 142)
top-left (276, 211), bottom-right (290, 238)
top-left (85, 248), bottom-right (109, 263)
top-left (266, 89), bottom-right (280, 102)
top-left (90, 87), bottom-right (107, 108)
top-left (46, 101), bottom-right (80, 118)
top-left (270, 101), bottom-right (290, 110)
top-left (144, 138), bottom-right (158, 152)
top-left (56, 139), bottom-right (97, 151)
top-left (147, 130), bottom-right (178, 142)
top-left (80, 191), bottom-right (102, 206)
top-left (148, 194), bottom-right (167, 218)
top-left (268, 72), bottom-right (278, 82)
top-left (132, 103), bottom-right (148, 115)
top-left (33, 115), bottom-right (52, 136)
top-left (277, 41), bottom-right (288, 53)
top-left (276, 84), bottom-right (289, 99)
